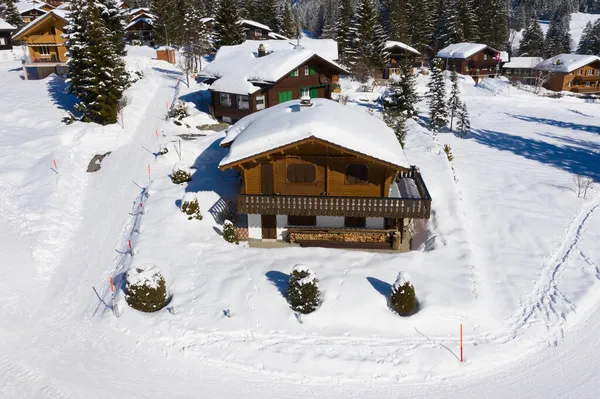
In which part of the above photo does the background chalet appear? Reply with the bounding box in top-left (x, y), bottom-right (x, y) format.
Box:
top-left (538, 54), bottom-right (600, 94)
top-left (202, 42), bottom-right (347, 123)
top-left (219, 98), bottom-right (432, 251)
top-left (0, 19), bottom-right (16, 62)
top-left (380, 41), bottom-right (421, 79)
top-left (436, 43), bottom-right (505, 81)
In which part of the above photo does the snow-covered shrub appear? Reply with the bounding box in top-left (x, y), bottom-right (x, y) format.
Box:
top-left (171, 163), bottom-right (192, 184)
top-left (389, 272), bottom-right (417, 316)
top-left (287, 265), bottom-right (321, 314)
top-left (180, 193), bottom-right (202, 220)
top-left (62, 111), bottom-right (76, 125)
top-left (222, 220), bottom-right (239, 244)
top-left (125, 265), bottom-right (168, 313)
top-left (444, 144), bottom-right (454, 162)
top-left (170, 99), bottom-right (189, 120)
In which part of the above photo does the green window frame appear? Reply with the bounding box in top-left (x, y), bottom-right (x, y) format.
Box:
top-left (290, 69), bottom-right (299, 77)
top-left (278, 91), bottom-right (293, 104)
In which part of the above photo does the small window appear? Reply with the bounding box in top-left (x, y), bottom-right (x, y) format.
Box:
top-left (586, 69), bottom-right (593, 75)
top-left (585, 81), bottom-right (591, 87)
top-left (304, 65), bottom-right (309, 75)
top-left (290, 69), bottom-right (298, 78)
top-left (578, 69), bottom-right (583, 75)
top-left (288, 215), bottom-right (316, 226)
top-left (219, 93), bottom-right (232, 107)
top-left (39, 46), bottom-right (50, 55)
top-left (301, 87), bottom-right (309, 97)
top-left (0, 38), bottom-right (5, 46)
top-left (286, 163), bottom-right (316, 183)
top-left (236, 94), bottom-right (249, 109)
top-left (484, 54), bottom-right (488, 60)
top-left (256, 95), bottom-right (265, 110)
top-left (567, 82), bottom-right (572, 87)
top-left (254, 29), bottom-right (261, 37)
top-left (345, 217), bottom-right (366, 228)
top-left (345, 164), bottom-right (368, 184)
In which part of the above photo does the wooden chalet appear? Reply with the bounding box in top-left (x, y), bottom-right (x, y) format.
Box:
top-left (0, 19), bottom-right (16, 62)
top-left (202, 43), bottom-right (347, 123)
top-left (16, 0), bottom-right (53, 24)
top-left (436, 43), bottom-right (502, 82)
top-left (219, 98), bottom-right (432, 251)
top-left (380, 41), bottom-right (421, 79)
top-left (12, 10), bottom-right (68, 80)
top-left (501, 56), bottom-right (544, 85)
top-left (537, 54), bottom-right (600, 94)
top-left (200, 18), bottom-right (286, 43)
top-left (126, 7), bottom-right (154, 44)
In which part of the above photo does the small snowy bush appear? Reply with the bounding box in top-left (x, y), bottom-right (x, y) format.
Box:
top-left (222, 220), bottom-right (238, 244)
top-left (389, 272), bottom-right (417, 316)
top-left (180, 193), bottom-right (202, 220)
top-left (444, 144), bottom-right (454, 162)
top-left (125, 265), bottom-right (168, 313)
top-left (170, 99), bottom-right (189, 120)
top-left (287, 265), bottom-right (321, 314)
top-left (171, 163), bottom-right (192, 184)
top-left (62, 111), bottom-right (76, 125)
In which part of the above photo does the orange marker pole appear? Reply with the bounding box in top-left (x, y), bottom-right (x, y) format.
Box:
top-left (53, 159), bottom-right (58, 171)
top-left (147, 164), bottom-right (151, 180)
top-left (128, 239), bottom-right (132, 250)
top-left (460, 324), bottom-right (463, 362)
top-left (109, 277), bottom-right (114, 292)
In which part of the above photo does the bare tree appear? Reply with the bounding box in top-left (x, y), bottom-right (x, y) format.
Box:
top-left (534, 70), bottom-right (551, 95)
top-left (574, 174), bottom-right (594, 199)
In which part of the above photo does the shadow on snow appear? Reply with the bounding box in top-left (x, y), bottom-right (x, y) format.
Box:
top-left (265, 271), bottom-right (289, 298)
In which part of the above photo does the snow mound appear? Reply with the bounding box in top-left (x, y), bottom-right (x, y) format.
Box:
top-left (126, 264), bottom-right (165, 290)
top-left (172, 163), bottom-right (191, 174)
top-left (393, 271), bottom-right (412, 290)
top-left (293, 265), bottom-right (317, 286)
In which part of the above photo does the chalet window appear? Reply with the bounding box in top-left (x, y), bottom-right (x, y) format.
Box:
top-left (236, 95), bottom-right (249, 109)
top-left (301, 87), bottom-right (309, 97)
top-left (345, 217), bottom-right (366, 228)
top-left (345, 164), bottom-right (369, 184)
top-left (219, 93), bottom-right (232, 107)
top-left (578, 69), bottom-right (583, 75)
top-left (286, 163), bottom-right (316, 183)
top-left (567, 82), bottom-right (572, 87)
top-left (288, 215), bottom-right (316, 226)
top-left (254, 29), bottom-right (261, 37)
top-left (304, 65), bottom-right (309, 75)
top-left (39, 46), bottom-right (50, 56)
top-left (290, 69), bottom-right (299, 78)
top-left (484, 54), bottom-right (488, 60)
top-left (0, 38), bottom-right (5, 46)
top-left (586, 69), bottom-right (594, 75)
top-left (256, 95), bottom-right (265, 110)
top-left (585, 81), bottom-right (591, 87)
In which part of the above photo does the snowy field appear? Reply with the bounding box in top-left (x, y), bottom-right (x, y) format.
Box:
top-left (1, 46), bottom-right (600, 398)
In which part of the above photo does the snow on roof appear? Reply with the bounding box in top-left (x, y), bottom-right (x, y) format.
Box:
top-left (268, 32), bottom-right (289, 40)
top-left (503, 57), bottom-right (544, 69)
top-left (537, 54), bottom-right (600, 73)
top-left (215, 39), bottom-right (339, 63)
top-left (219, 98), bottom-right (410, 169)
top-left (126, 18), bottom-right (153, 29)
top-left (200, 17), bottom-right (214, 23)
top-left (128, 7), bottom-right (150, 15)
top-left (500, 51), bottom-right (509, 63)
top-left (15, 0), bottom-right (51, 13)
top-left (240, 19), bottom-right (271, 32)
top-left (385, 41), bottom-right (420, 55)
top-left (13, 9), bottom-right (68, 39)
top-left (203, 42), bottom-right (346, 95)
top-left (0, 18), bottom-right (17, 31)
top-left (436, 43), bottom-right (496, 59)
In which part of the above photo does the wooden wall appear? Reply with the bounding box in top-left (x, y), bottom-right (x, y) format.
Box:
top-left (544, 62), bottom-right (600, 93)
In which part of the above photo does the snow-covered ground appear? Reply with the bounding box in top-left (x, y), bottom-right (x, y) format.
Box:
top-left (1, 47), bottom-right (600, 398)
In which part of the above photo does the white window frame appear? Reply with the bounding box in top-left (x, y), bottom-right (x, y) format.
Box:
top-left (484, 54), bottom-right (488, 60)
top-left (219, 93), bottom-right (232, 107)
top-left (254, 29), bottom-right (261, 37)
top-left (236, 94), bottom-right (249, 110)
top-left (578, 69), bottom-right (583, 75)
top-left (567, 81), bottom-right (572, 87)
top-left (586, 69), bottom-right (594, 75)
top-left (39, 46), bottom-right (50, 56)
top-left (304, 65), bottom-right (309, 76)
top-left (0, 38), bottom-right (5, 46)
top-left (255, 95), bottom-right (265, 110)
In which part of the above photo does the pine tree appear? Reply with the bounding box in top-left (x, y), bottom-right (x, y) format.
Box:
top-left (407, 0), bottom-right (433, 52)
top-left (97, 0), bottom-right (127, 55)
top-left (212, 0), bottom-right (245, 50)
top-left (320, 0), bottom-right (337, 39)
top-left (389, 272), bottom-right (417, 316)
top-left (387, 1), bottom-right (411, 43)
top-left (0, 0), bottom-right (23, 29)
top-left (287, 266), bottom-right (321, 314)
top-left (577, 21), bottom-right (595, 54)
top-left (259, 0), bottom-right (279, 32)
top-left (456, 101), bottom-right (471, 138)
top-left (476, 0), bottom-right (509, 50)
top-left (383, 59), bottom-right (419, 119)
top-left (426, 59), bottom-right (448, 133)
top-left (151, 0), bottom-right (178, 46)
top-left (350, 0), bottom-right (389, 74)
top-left (448, 70), bottom-right (461, 131)
top-left (65, 0), bottom-right (129, 125)
top-left (336, 0), bottom-right (355, 64)
top-left (518, 15), bottom-right (545, 56)
top-left (544, 2), bottom-right (572, 57)
top-left (279, 3), bottom-right (297, 39)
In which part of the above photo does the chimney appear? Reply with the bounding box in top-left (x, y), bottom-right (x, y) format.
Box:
top-left (258, 44), bottom-right (266, 57)
top-left (299, 94), bottom-right (313, 109)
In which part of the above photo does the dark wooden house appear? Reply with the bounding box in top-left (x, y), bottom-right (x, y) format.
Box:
top-left (126, 8), bottom-right (155, 44)
top-left (537, 54), bottom-right (600, 94)
top-left (501, 56), bottom-right (544, 85)
top-left (202, 44), bottom-right (347, 123)
top-left (16, 1), bottom-right (53, 24)
top-left (219, 98), bottom-right (432, 250)
top-left (381, 40), bottom-right (421, 79)
top-left (0, 19), bottom-right (16, 62)
top-left (436, 43), bottom-right (502, 82)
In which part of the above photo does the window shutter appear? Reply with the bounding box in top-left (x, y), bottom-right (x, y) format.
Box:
top-left (310, 65), bottom-right (316, 75)
top-left (287, 164), bottom-right (316, 183)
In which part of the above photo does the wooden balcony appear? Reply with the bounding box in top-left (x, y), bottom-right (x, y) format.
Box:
top-left (238, 172), bottom-right (432, 219)
top-left (573, 75), bottom-right (600, 82)
top-left (26, 35), bottom-right (63, 45)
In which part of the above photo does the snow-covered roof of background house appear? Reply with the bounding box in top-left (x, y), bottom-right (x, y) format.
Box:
top-left (129, 7), bottom-right (150, 15)
top-left (126, 18), bottom-right (153, 29)
top-left (503, 57), bottom-right (544, 69)
top-left (213, 39), bottom-right (340, 62)
top-left (15, 0), bottom-right (51, 13)
top-left (200, 17), bottom-right (214, 23)
top-left (537, 54), bottom-right (600, 73)
top-left (500, 51), bottom-right (509, 63)
top-left (385, 41), bottom-right (420, 55)
top-left (240, 19), bottom-right (271, 32)
top-left (0, 18), bottom-right (17, 31)
top-left (219, 98), bottom-right (410, 169)
top-left (436, 43), bottom-right (497, 59)
top-left (12, 9), bottom-right (68, 39)
top-left (268, 32), bottom-right (289, 40)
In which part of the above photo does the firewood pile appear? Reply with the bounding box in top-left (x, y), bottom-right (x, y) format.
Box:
top-left (289, 231), bottom-right (388, 243)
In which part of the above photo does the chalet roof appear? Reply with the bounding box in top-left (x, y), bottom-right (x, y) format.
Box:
top-left (503, 57), bottom-right (544, 69)
top-left (219, 98), bottom-right (410, 169)
top-left (12, 9), bottom-right (68, 39)
top-left (385, 41), bottom-right (420, 56)
top-left (268, 32), bottom-right (289, 40)
top-left (15, 0), bottom-right (52, 13)
top-left (126, 18), bottom-right (153, 29)
top-left (0, 18), bottom-right (17, 31)
top-left (202, 43), bottom-right (347, 95)
top-left (537, 54), bottom-right (600, 73)
top-left (240, 19), bottom-right (272, 32)
top-left (436, 43), bottom-right (498, 59)
top-left (128, 7), bottom-right (150, 15)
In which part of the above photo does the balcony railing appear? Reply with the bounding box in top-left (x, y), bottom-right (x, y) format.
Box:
top-left (573, 74), bottom-right (600, 81)
top-left (238, 171), bottom-right (432, 219)
top-left (26, 34), bottom-right (64, 45)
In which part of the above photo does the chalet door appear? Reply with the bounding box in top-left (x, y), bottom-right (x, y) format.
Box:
top-left (261, 215), bottom-right (277, 239)
top-left (260, 163), bottom-right (274, 195)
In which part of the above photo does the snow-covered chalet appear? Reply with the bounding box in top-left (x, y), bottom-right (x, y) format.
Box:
top-left (537, 54), bottom-right (600, 94)
top-left (219, 98), bottom-right (432, 251)
top-left (0, 19), bottom-right (16, 63)
top-left (380, 41), bottom-right (422, 79)
top-left (436, 43), bottom-right (506, 81)
top-left (201, 40), bottom-right (348, 123)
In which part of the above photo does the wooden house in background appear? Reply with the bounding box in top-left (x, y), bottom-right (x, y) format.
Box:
top-left (12, 9), bottom-right (69, 80)
top-left (219, 98), bottom-right (432, 250)
top-left (436, 43), bottom-right (502, 82)
top-left (0, 19), bottom-right (16, 63)
top-left (16, 0), bottom-right (53, 24)
top-left (126, 7), bottom-right (155, 44)
top-left (201, 42), bottom-right (347, 123)
top-left (537, 54), bottom-right (600, 94)
top-left (200, 18), bottom-right (286, 46)
top-left (501, 56), bottom-right (544, 85)
top-left (380, 41), bottom-right (421, 79)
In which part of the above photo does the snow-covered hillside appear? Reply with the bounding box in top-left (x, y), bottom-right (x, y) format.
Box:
top-left (0, 48), bottom-right (599, 398)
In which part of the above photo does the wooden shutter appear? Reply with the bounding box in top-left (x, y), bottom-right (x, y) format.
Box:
top-left (287, 164), bottom-right (316, 183)
top-left (309, 87), bottom-right (318, 98)
top-left (310, 65), bottom-right (316, 75)
top-left (278, 91), bottom-right (292, 104)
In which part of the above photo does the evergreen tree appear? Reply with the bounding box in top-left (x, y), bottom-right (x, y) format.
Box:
top-left (0, 0), bottom-right (23, 29)
top-left (456, 101), bottom-right (471, 138)
top-left (259, 0), bottom-right (279, 33)
top-left (389, 272), bottom-right (417, 316)
top-left (448, 70), bottom-right (461, 131)
top-left (350, 0), bottom-right (389, 73)
top-left (287, 266), bottom-right (321, 314)
top-left (387, 1), bottom-right (410, 43)
top-left (577, 21), bottom-right (595, 54)
top-left (336, 0), bottom-right (355, 64)
top-left (151, 0), bottom-right (178, 46)
top-left (65, 0), bottom-right (129, 125)
top-left (320, 0), bottom-right (337, 39)
top-left (97, 0), bottom-right (127, 55)
top-left (181, 0), bottom-right (210, 73)
top-left (518, 15), bottom-right (545, 56)
top-left (212, 0), bottom-right (245, 50)
top-left (383, 59), bottom-right (419, 119)
top-left (476, 0), bottom-right (509, 50)
top-left (426, 59), bottom-right (448, 133)
top-left (407, 0), bottom-right (434, 52)
top-left (544, 3), bottom-right (572, 57)
top-left (279, 3), bottom-right (297, 39)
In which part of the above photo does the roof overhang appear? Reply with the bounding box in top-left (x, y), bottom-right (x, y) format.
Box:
top-left (12, 10), bottom-right (67, 40)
